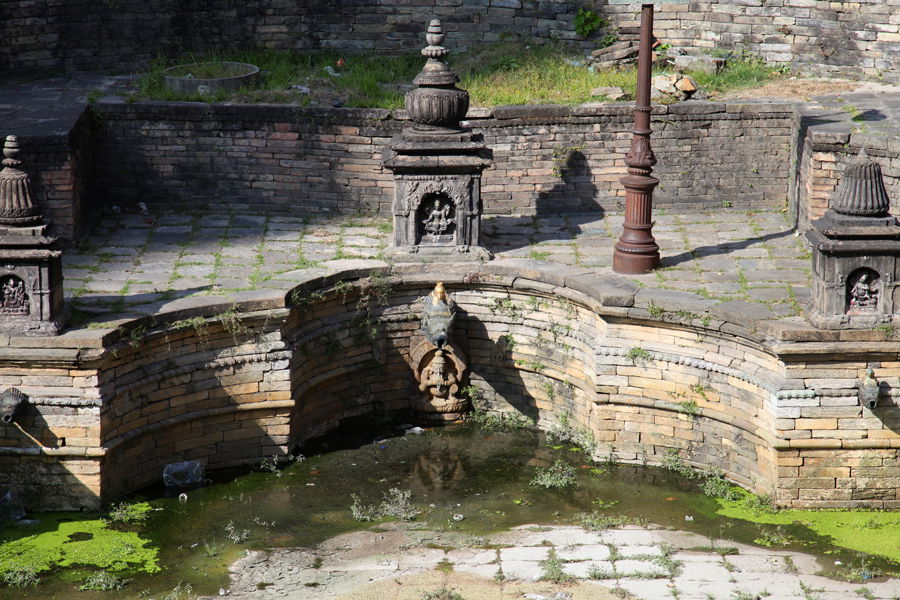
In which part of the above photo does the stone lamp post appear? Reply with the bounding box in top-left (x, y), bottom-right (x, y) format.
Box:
top-left (382, 19), bottom-right (492, 261)
top-left (613, 3), bottom-right (661, 274)
top-left (0, 135), bottom-right (65, 335)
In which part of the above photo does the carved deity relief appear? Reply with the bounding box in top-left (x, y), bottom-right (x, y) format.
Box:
top-left (417, 193), bottom-right (456, 244)
top-left (847, 268), bottom-right (879, 313)
top-left (0, 275), bottom-right (28, 315)
top-left (418, 348), bottom-right (459, 399)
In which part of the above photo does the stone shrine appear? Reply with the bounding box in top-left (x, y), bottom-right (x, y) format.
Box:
top-left (806, 149), bottom-right (900, 329)
top-left (0, 135), bottom-right (65, 335)
top-left (382, 19), bottom-right (492, 261)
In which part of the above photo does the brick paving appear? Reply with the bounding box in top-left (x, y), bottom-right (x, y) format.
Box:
top-left (65, 208), bottom-right (809, 324)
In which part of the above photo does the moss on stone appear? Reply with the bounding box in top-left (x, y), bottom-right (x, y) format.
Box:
top-left (0, 513), bottom-right (159, 576)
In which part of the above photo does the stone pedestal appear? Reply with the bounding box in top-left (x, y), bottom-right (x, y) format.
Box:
top-left (0, 226), bottom-right (64, 336)
top-left (382, 20), bottom-right (492, 261)
top-left (383, 132), bottom-right (491, 261)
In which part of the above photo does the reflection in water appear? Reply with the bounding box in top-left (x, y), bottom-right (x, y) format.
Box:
top-left (411, 444), bottom-right (465, 495)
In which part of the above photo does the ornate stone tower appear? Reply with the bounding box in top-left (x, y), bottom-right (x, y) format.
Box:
top-left (382, 19), bottom-right (492, 261)
top-left (0, 136), bottom-right (65, 335)
top-left (806, 149), bottom-right (900, 329)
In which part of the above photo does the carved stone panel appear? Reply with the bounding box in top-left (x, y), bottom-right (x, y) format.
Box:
top-left (0, 275), bottom-right (28, 315)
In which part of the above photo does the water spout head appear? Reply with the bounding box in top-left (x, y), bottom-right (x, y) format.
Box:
top-left (0, 388), bottom-right (26, 425)
top-left (859, 367), bottom-right (880, 409)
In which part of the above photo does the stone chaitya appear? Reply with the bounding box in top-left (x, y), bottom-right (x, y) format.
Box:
top-left (0, 135), bottom-right (65, 335)
top-left (382, 20), bottom-right (492, 260)
top-left (806, 149), bottom-right (900, 329)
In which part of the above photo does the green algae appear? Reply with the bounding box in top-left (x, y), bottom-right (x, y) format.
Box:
top-left (2, 424), bottom-right (898, 598)
top-left (710, 491), bottom-right (900, 563)
top-left (0, 513), bottom-right (159, 576)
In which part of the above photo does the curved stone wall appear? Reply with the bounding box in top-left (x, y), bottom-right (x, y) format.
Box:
top-left (0, 262), bottom-right (897, 511)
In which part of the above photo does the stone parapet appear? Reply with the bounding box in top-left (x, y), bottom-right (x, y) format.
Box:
top-left (0, 261), bottom-right (896, 510)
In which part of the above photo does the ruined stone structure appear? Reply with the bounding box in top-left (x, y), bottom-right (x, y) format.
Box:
top-left (0, 136), bottom-right (65, 336)
top-left (807, 150), bottom-right (900, 329)
top-left (383, 20), bottom-right (492, 261)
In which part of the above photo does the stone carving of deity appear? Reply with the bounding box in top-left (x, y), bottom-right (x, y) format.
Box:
top-left (0, 277), bottom-right (27, 314)
top-left (422, 198), bottom-right (452, 240)
top-left (418, 348), bottom-right (458, 400)
top-left (848, 270), bottom-right (878, 312)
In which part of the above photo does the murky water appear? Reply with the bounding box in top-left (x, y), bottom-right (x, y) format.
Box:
top-left (4, 423), bottom-right (898, 599)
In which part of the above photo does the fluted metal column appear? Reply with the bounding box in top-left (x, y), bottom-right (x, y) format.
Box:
top-left (613, 3), bottom-right (660, 274)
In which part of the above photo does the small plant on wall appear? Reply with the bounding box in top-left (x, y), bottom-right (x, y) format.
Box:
top-left (574, 6), bottom-right (605, 38)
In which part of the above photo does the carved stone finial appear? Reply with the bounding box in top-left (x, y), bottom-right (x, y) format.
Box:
top-left (0, 135), bottom-right (43, 226)
top-left (831, 148), bottom-right (891, 218)
top-left (405, 19), bottom-right (469, 130)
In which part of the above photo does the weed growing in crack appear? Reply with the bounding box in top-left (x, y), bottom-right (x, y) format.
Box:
top-left (538, 547), bottom-right (574, 583)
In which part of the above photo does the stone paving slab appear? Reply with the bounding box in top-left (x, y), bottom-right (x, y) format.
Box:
top-left (59, 208), bottom-right (813, 327)
top-left (221, 524), bottom-right (899, 600)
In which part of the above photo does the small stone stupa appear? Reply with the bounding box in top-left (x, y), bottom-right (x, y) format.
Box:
top-left (382, 19), bottom-right (492, 261)
top-left (806, 149), bottom-right (900, 329)
top-left (0, 135), bottom-right (65, 335)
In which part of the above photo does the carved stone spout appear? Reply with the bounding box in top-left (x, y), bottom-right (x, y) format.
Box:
top-left (420, 282), bottom-right (456, 347)
top-left (411, 283), bottom-right (468, 419)
top-left (0, 388), bottom-right (27, 424)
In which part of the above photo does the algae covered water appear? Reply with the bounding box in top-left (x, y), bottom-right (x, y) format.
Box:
top-left (2, 423), bottom-right (898, 599)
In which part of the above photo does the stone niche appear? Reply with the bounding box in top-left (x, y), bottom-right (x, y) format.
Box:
top-left (806, 151), bottom-right (900, 329)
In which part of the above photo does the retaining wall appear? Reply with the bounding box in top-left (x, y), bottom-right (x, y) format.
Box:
top-left (89, 100), bottom-right (793, 218)
top-left (0, 263), bottom-right (896, 511)
top-left (4, 1), bottom-right (900, 82)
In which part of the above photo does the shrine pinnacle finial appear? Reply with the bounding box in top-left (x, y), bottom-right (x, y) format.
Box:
top-left (422, 19), bottom-right (448, 61)
top-left (405, 18), bottom-right (468, 130)
top-left (0, 135), bottom-right (43, 226)
top-left (831, 147), bottom-right (891, 218)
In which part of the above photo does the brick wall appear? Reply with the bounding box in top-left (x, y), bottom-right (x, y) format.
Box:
top-left (90, 101), bottom-right (793, 220)
top-left (0, 265), bottom-right (897, 510)
top-left (602, 0), bottom-right (900, 83)
top-left (0, 0), bottom-right (595, 77)
top-left (99, 310), bottom-right (293, 499)
top-left (5, 1), bottom-right (899, 81)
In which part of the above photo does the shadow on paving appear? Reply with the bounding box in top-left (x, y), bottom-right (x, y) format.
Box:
top-left (661, 228), bottom-right (794, 268)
